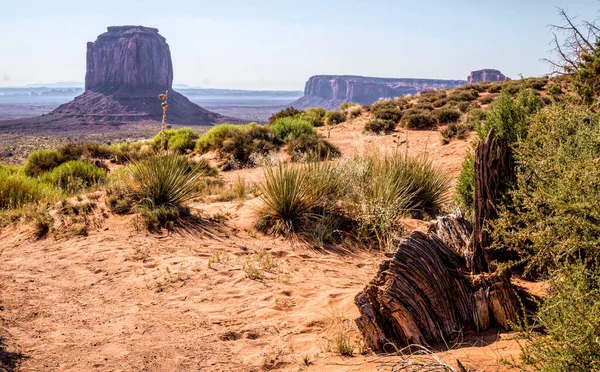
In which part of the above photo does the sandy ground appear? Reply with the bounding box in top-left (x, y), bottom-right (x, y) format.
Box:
top-left (0, 115), bottom-right (525, 371)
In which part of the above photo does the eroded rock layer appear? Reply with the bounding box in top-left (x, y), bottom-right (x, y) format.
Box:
top-left (290, 75), bottom-right (467, 110)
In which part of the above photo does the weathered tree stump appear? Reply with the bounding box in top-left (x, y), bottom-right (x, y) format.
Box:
top-left (355, 212), bottom-right (518, 352)
top-left (472, 128), bottom-right (515, 274)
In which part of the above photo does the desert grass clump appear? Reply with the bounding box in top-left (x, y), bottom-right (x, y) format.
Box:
top-left (220, 124), bottom-right (277, 169)
top-left (0, 169), bottom-right (62, 209)
top-left (344, 154), bottom-right (449, 249)
top-left (153, 127), bottom-right (199, 152)
top-left (124, 153), bottom-right (205, 229)
top-left (24, 148), bottom-right (64, 176)
top-left (449, 88), bottom-right (479, 102)
top-left (41, 160), bottom-right (106, 193)
top-left (285, 133), bottom-right (340, 161)
top-left (59, 142), bottom-right (112, 160)
top-left (255, 162), bottom-right (342, 236)
top-left (363, 118), bottom-right (396, 134)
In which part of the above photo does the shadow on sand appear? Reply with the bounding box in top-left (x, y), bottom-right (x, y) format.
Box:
top-left (0, 335), bottom-right (26, 372)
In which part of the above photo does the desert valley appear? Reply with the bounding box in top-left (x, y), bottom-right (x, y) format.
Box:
top-left (2, 3), bottom-right (600, 372)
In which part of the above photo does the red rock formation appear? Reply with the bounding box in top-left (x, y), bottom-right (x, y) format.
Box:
top-left (291, 75), bottom-right (466, 110)
top-left (85, 26), bottom-right (173, 92)
top-left (47, 26), bottom-right (238, 126)
top-left (467, 69), bottom-right (509, 84)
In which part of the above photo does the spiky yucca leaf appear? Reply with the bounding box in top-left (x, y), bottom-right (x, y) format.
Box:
top-left (125, 153), bottom-right (204, 208)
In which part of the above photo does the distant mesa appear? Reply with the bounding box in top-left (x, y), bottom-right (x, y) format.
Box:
top-left (290, 75), bottom-right (466, 110)
top-left (467, 69), bottom-right (509, 84)
top-left (290, 70), bottom-right (509, 110)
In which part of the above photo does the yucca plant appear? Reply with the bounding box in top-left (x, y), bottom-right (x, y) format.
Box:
top-left (124, 153), bottom-right (205, 227)
top-left (255, 162), bottom-right (341, 236)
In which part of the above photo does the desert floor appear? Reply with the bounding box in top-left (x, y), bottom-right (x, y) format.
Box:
top-left (0, 116), bottom-right (537, 371)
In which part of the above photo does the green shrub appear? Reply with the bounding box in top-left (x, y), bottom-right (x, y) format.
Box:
top-left (24, 149), bottom-right (64, 176)
top-left (457, 101), bottom-right (471, 113)
top-left (413, 103), bottom-right (434, 111)
top-left (268, 107), bottom-right (303, 124)
top-left (324, 110), bottom-right (346, 125)
top-left (517, 263), bottom-right (600, 371)
top-left (479, 95), bottom-right (496, 105)
top-left (300, 107), bottom-right (327, 127)
top-left (449, 89), bottom-right (479, 102)
top-left (433, 107), bottom-right (461, 123)
top-left (41, 160), bottom-right (106, 192)
top-left (153, 128), bottom-right (199, 152)
top-left (195, 123), bottom-right (251, 153)
top-left (492, 105), bottom-right (600, 273)
top-left (455, 152), bottom-right (474, 217)
top-left (488, 83), bottom-right (504, 93)
top-left (108, 142), bottom-right (155, 164)
top-left (371, 99), bottom-right (405, 122)
top-left (220, 124), bottom-right (277, 169)
top-left (345, 105), bottom-right (362, 119)
top-left (432, 98), bottom-right (449, 108)
top-left (401, 109), bottom-right (436, 129)
top-left (547, 83), bottom-right (562, 98)
top-left (0, 169), bottom-right (61, 209)
top-left (526, 76), bottom-right (548, 90)
top-left (268, 117), bottom-right (316, 142)
top-left (363, 119), bottom-right (396, 134)
top-left (417, 89), bottom-right (447, 103)
top-left (285, 133), bottom-right (340, 161)
top-left (59, 142), bottom-right (112, 160)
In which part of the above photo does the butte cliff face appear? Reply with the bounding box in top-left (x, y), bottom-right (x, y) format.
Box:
top-left (48, 26), bottom-right (235, 126)
top-left (290, 75), bottom-right (467, 110)
top-left (467, 69), bottom-right (509, 84)
top-left (85, 26), bottom-right (173, 93)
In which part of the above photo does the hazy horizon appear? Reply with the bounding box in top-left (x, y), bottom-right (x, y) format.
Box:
top-left (2, 0), bottom-right (598, 90)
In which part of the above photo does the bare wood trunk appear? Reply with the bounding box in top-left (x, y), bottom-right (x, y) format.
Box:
top-left (355, 213), bottom-right (518, 352)
top-left (471, 128), bottom-right (514, 274)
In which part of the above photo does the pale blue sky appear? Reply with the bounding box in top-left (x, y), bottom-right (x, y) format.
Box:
top-left (1, 0), bottom-right (598, 89)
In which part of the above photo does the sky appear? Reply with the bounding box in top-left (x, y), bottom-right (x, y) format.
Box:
top-left (0, 0), bottom-right (598, 90)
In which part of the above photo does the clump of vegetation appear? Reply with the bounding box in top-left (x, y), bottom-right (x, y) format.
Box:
top-left (269, 117), bottom-right (316, 142)
top-left (449, 88), bottom-right (479, 102)
top-left (255, 162), bottom-right (342, 236)
top-left (344, 154), bottom-right (449, 250)
top-left (371, 98), bottom-right (407, 123)
top-left (363, 118), bottom-right (396, 134)
top-left (340, 103), bottom-right (362, 119)
top-left (24, 149), bottom-right (64, 176)
top-left (455, 152), bottom-right (474, 217)
top-left (440, 122), bottom-right (471, 144)
top-left (0, 169), bottom-right (62, 209)
top-left (153, 128), bottom-right (199, 152)
top-left (300, 107), bottom-right (327, 127)
top-left (123, 153), bottom-right (206, 230)
top-left (492, 105), bottom-right (600, 273)
top-left (41, 160), bottom-right (106, 193)
top-left (219, 124), bottom-right (277, 169)
top-left (59, 142), bottom-right (112, 160)
top-left (195, 123), bottom-right (252, 153)
top-left (432, 107), bottom-right (461, 124)
top-left (285, 133), bottom-right (340, 161)
top-left (400, 109), bottom-right (436, 129)
top-left (268, 107), bottom-right (303, 124)
top-left (516, 263), bottom-right (600, 371)
top-left (324, 110), bottom-right (346, 125)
